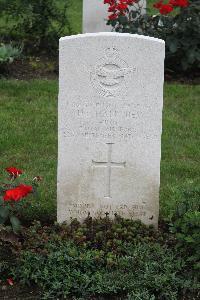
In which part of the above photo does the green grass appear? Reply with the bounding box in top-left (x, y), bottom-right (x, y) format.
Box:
top-left (161, 84), bottom-right (200, 217)
top-left (0, 80), bottom-right (58, 220)
top-left (0, 80), bottom-right (199, 221)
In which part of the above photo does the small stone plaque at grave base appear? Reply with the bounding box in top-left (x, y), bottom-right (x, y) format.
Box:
top-left (58, 33), bottom-right (165, 227)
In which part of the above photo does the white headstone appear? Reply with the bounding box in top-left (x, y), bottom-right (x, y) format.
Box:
top-left (83, 0), bottom-right (146, 33)
top-left (58, 33), bottom-right (165, 227)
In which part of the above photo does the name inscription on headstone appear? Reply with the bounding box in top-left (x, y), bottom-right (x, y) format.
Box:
top-left (61, 97), bottom-right (160, 141)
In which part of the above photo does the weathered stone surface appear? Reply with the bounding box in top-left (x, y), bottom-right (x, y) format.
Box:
top-left (83, 0), bottom-right (146, 33)
top-left (58, 33), bottom-right (165, 227)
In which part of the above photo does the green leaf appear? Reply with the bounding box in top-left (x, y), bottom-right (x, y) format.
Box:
top-left (169, 41), bottom-right (178, 53)
top-left (118, 15), bottom-right (128, 25)
top-left (10, 215), bottom-right (21, 233)
top-left (181, 59), bottom-right (189, 71)
top-left (0, 206), bottom-right (9, 220)
top-left (0, 187), bottom-right (5, 196)
top-left (166, 36), bottom-right (179, 54)
top-left (185, 236), bottom-right (195, 243)
top-left (0, 216), bottom-right (6, 224)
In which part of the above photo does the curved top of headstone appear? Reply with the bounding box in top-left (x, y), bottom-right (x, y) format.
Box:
top-left (60, 32), bottom-right (165, 45)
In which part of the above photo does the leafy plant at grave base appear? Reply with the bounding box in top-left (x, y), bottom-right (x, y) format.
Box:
top-left (126, 289), bottom-right (157, 300)
top-left (169, 186), bottom-right (200, 274)
top-left (103, 0), bottom-right (200, 73)
top-left (19, 216), bottom-right (172, 255)
top-left (0, 166), bottom-right (41, 233)
top-left (0, 0), bottom-right (72, 55)
top-left (10, 217), bottom-right (199, 299)
top-left (0, 43), bottom-right (22, 74)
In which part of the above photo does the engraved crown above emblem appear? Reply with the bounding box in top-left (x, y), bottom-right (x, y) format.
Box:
top-left (91, 47), bottom-right (135, 98)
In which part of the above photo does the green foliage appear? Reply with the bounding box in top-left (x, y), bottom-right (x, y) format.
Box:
top-left (0, 43), bottom-right (22, 64)
top-left (0, 0), bottom-right (72, 55)
top-left (13, 242), bottom-right (184, 299)
top-left (156, 1), bottom-right (200, 73)
top-left (0, 198), bottom-right (21, 233)
top-left (19, 216), bottom-right (172, 257)
top-left (9, 218), bottom-right (199, 299)
top-left (0, 202), bottom-right (9, 222)
top-left (127, 290), bottom-right (156, 300)
top-left (0, 43), bottom-right (22, 74)
top-left (170, 187), bottom-right (200, 272)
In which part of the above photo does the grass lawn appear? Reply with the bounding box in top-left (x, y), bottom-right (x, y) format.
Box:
top-left (0, 80), bottom-right (199, 222)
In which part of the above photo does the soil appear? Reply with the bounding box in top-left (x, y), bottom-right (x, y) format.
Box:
top-left (0, 56), bottom-right (58, 80)
top-left (0, 285), bottom-right (196, 300)
top-left (1, 57), bottom-right (200, 84)
top-left (0, 284), bottom-right (40, 300)
top-left (165, 69), bottom-right (200, 85)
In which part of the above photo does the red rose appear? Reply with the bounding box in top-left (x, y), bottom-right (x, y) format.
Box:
top-left (153, 0), bottom-right (163, 8)
top-left (169, 0), bottom-right (189, 7)
top-left (4, 188), bottom-right (22, 201)
top-left (116, 3), bottom-right (128, 10)
top-left (108, 13), bottom-right (118, 20)
top-left (159, 4), bottom-right (173, 14)
top-left (4, 184), bottom-right (33, 202)
top-left (108, 4), bottom-right (117, 12)
top-left (5, 167), bottom-right (23, 178)
top-left (19, 184), bottom-right (33, 196)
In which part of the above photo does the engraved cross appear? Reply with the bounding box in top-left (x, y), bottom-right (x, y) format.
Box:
top-left (92, 143), bottom-right (126, 199)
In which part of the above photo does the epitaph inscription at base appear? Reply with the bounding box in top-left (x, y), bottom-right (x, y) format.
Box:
top-left (58, 33), bottom-right (165, 227)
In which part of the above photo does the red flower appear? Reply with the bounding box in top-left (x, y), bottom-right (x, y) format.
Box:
top-left (104, 0), bottom-right (115, 4)
top-left (108, 4), bottom-right (117, 12)
top-left (169, 0), bottom-right (189, 7)
top-left (7, 278), bottom-right (14, 286)
top-left (5, 167), bottom-right (23, 178)
top-left (116, 3), bottom-right (128, 10)
top-left (153, 0), bottom-right (163, 8)
top-left (4, 184), bottom-right (33, 202)
top-left (108, 13), bottom-right (118, 20)
top-left (159, 4), bottom-right (173, 14)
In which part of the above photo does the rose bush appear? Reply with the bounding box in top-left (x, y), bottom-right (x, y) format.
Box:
top-left (104, 0), bottom-right (200, 74)
top-left (0, 167), bottom-right (40, 233)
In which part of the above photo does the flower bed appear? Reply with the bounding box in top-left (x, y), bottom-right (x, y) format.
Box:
top-left (103, 0), bottom-right (200, 73)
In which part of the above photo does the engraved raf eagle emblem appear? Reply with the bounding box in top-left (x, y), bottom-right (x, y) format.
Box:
top-left (91, 47), bottom-right (135, 98)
